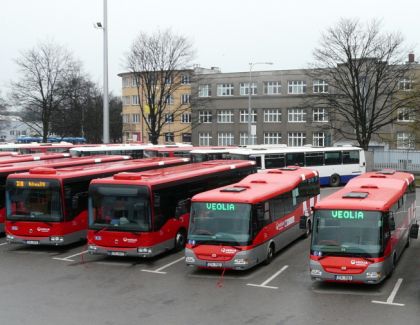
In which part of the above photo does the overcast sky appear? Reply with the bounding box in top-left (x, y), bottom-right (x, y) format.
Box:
top-left (1, 0), bottom-right (418, 97)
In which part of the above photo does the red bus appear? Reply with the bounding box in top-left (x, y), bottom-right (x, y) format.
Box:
top-left (0, 155), bottom-right (130, 233)
top-left (87, 160), bottom-right (257, 257)
top-left (310, 170), bottom-right (418, 284)
top-left (185, 167), bottom-right (320, 270)
top-left (5, 157), bottom-right (189, 245)
top-left (0, 143), bottom-right (77, 154)
top-left (0, 152), bottom-right (71, 164)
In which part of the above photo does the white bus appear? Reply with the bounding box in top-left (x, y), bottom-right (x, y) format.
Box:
top-left (228, 146), bottom-right (366, 186)
top-left (70, 143), bottom-right (191, 159)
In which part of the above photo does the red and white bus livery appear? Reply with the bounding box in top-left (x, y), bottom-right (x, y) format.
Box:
top-left (87, 160), bottom-right (257, 257)
top-left (310, 170), bottom-right (417, 284)
top-left (185, 167), bottom-right (320, 270)
top-left (0, 155), bottom-right (131, 233)
top-left (5, 157), bottom-right (189, 245)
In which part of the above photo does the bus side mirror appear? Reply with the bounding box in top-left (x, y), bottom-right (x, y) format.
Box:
top-left (175, 206), bottom-right (183, 219)
top-left (299, 216), bottom-right (308, 229)
top-left (410, 223), bottom-right (419, 239)
top-left (389, 216), bottom-right (396, 231)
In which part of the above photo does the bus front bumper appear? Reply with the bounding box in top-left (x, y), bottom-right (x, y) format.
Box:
top-left (184, 248), bottom-right (258, 270)
top-left (309, 260), bottom-right (386, 284)
top-left (6, 231), bottom-right (85, 246)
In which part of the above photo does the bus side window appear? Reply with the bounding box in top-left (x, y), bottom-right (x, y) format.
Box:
top-left (64, 181), bottom-right (90, 220)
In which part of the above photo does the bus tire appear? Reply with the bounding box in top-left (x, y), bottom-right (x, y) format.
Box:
top-left (174, 229), bottom-right (187, 252)
top-left (329, 174), bottom-right (340, 187)
top-left (303, 219), bottom-right (312, 238)
top-left (263, 243), bottom-right (275, 265)
top-left (406, 233), bottom-right (410, 248)
top-left (388, 253), bottom-right (397, 277)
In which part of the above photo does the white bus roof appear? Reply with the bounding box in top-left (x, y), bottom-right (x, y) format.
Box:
top-left (229, 146), bottom-right (362, 155)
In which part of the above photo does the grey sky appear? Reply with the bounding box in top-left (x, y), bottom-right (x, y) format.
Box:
top-left (1, 0), bottom-right (418, 97)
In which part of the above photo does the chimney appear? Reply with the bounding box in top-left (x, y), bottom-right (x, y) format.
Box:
top-left (408, 53), bottom-right (415, 63)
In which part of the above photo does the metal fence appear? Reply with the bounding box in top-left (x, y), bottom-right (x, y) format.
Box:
top-left (371, 150), bottom-right (420, 173)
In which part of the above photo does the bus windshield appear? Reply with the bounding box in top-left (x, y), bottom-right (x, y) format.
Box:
top-left (311, 209), bottom-right (383, 257)
top-left (89, 185), bottom-right (151, 232)
top-left (7, 180), bottom-right (62, 222)
top-left (189, 202), bottom-right (251, 245)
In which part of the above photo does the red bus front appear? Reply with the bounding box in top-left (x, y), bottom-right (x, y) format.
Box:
top-left (87, 184), bottom-right (189, 257)
top-left (6, 178), bottom-right (87, 245)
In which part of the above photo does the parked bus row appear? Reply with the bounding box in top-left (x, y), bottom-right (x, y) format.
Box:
top-left (71, 144), bottom-right (366, 187)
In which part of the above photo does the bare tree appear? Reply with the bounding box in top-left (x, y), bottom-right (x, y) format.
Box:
top-left (125, 29), bottom-right (195, 144)
top-left (10, 41), bottom-right (81, 142)
top-left (308, 18), bottom-right (420, 150)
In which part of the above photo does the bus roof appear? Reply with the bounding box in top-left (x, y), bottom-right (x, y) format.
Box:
top-left (70, 143), bottom-right (192, 153)
top-left (0, 152), bottom-right (70, 164)
top-left (229, 145), bottom-right (362, 155)
top-left (0, 142), bottom-right (75, 149)
top-left (191, 167), bottom-right (318, 204)
top-left (0, 155), bottom-right (131, 177)
top-left (314, 171), bottom-right (413, 211)
top-left (7, 157), bottom-right (189, 181)
top-left (90, 160), bottom-right (256, 187)
top-left (144, 147), bottom-right (194, 153)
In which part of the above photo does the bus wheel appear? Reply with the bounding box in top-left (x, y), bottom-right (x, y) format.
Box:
top-left (263, 244), bottom-right (275, 265)
top-left (303, 220), bottom-right (312, 238)
top-left (174, 229), bottom-right (187, 252)
top-left (406, 233), bottom-right (410, 248)
top-left (389, 253), bottom-right (397, 277)
top-left (329, 174), bottom-right (340, 187)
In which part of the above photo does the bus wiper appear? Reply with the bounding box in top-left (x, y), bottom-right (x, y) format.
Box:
top-left (94, 226), bottom-right (109, 234)
top-left (351, 253), bottom-right (375, 263)
top-left (316, 251), bottom-right (341, 260)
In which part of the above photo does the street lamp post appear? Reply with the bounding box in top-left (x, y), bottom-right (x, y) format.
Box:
top-left (247, 62), bottom-right (273, 145)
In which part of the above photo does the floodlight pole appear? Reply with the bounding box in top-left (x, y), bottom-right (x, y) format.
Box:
top-left (102, 0), bottom-right (110, 143)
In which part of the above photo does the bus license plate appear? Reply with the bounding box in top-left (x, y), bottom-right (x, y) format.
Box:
top-left (335, 275), bottom-right (353, 281)
top-left (26, 240), bottom-right (39, 245)
top-left (207, 262), bottom-right (223, 268)
top-left (109, 251), bottom-right (126, 256)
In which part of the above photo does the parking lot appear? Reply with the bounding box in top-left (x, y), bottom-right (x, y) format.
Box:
top-left (0, 187), bottom-right (419, 325)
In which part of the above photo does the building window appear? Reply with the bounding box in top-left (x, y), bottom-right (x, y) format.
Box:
top-left (122, 114), bottom-right (130, 123)
top-left (164, 132), bottom-right (174, 143)
top-left (122, 96), bottom-right (130, 106)
top-left (182, 133), bottom-right (192, 143)
top-left (264, 132), bottom-right (282, 144)
top-left (313, 80), bottom-right (328, 93)
top-left (131, 95), bottom-right (139, 105)
top-left (10, 130), bottom-right (14, 136)
top-left (131, 76), bottom-right (138, 87)
top-left (399, 78), bottom-right (412, 91)
top-left (198, 84), bottom-right (211, 97)
top-left (239, 132), bottom-right (257, 145)
top-left (181, 94), bottom-right (190, 104)
top-left (313, 108), bottom-right (328, 122)
top-left (131, 114), bottom-right (140, 123)
top-left (313, 132), bottom-right (325, 147)
top-left (122, 77), bottom-right (130, 88)
top-left (217, 83), bottom-right (234, 96)
top-left (239, 109), bottom-right (257, 123)
top-left (181, 112), bottom-right (191, 124)
top-left (288, 108), bottom-right (306, 122)
top-left (397, 107), bottom-right (415, 122)
top-left (164, 113), bottom-right (174, 123)
top-left (181, 74), bottom-right (190, 84)
top-left (165, 95), bottom-right (174, 105)
top-left (218, 132), bottom-right (234, 146)
top-left (397, 132), bottom-right (415, 149)
top-left (199, 132), bottom-right (212, 146)
top-left (217, 110), bottom-right (234, 123)
top-left (199, 111), bottom-right (212, 123)
top-left (165, 76), bottom-right (172, 84)
top-left (239, 82), bottom-right (257, 96)
top-left (264, 109), bottom-right (281, 123)
top-left (288, 80), bottom-right (306, 94)
top-left (288, 132), bottom-right (306, 146)
top-left (264, 81), bottom-right (281, 95)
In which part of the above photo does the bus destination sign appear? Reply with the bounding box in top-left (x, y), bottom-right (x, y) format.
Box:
top-left (331, 210), bottom-right (364, 220)
top-left (206, 203), bottom-right (235, 211)
top-left (15, 180), bottom-right (49, 188)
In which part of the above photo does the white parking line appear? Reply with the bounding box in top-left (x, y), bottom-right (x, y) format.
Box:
top-left (141, 257), bottom-right (185, 275)
top-left (0, 242), bottom-right (8, 246)
top-left (246, 265), bottom-right (289, 289)
top-left (52, 250), bottom-right (88, 262)
top-left (372, 278), bottom-right (405, 306)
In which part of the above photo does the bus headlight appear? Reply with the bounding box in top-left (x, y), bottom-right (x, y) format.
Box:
top-left (233, 258), bottom-right (248, 265)
top-left (185, 256), bottom-right (195, 263)
top-left (88, 245), bottom-right (97, 251)
top-left (6, 234), bottom-right (14, 241)
top-left (310, 269), bottom-right (322, 276)
top-left (137, 248), bottom-right (152, 254)
top-left (366, 272), bottom-right (381, 279)
top-left (50, 236), bottom-right (64, 242)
